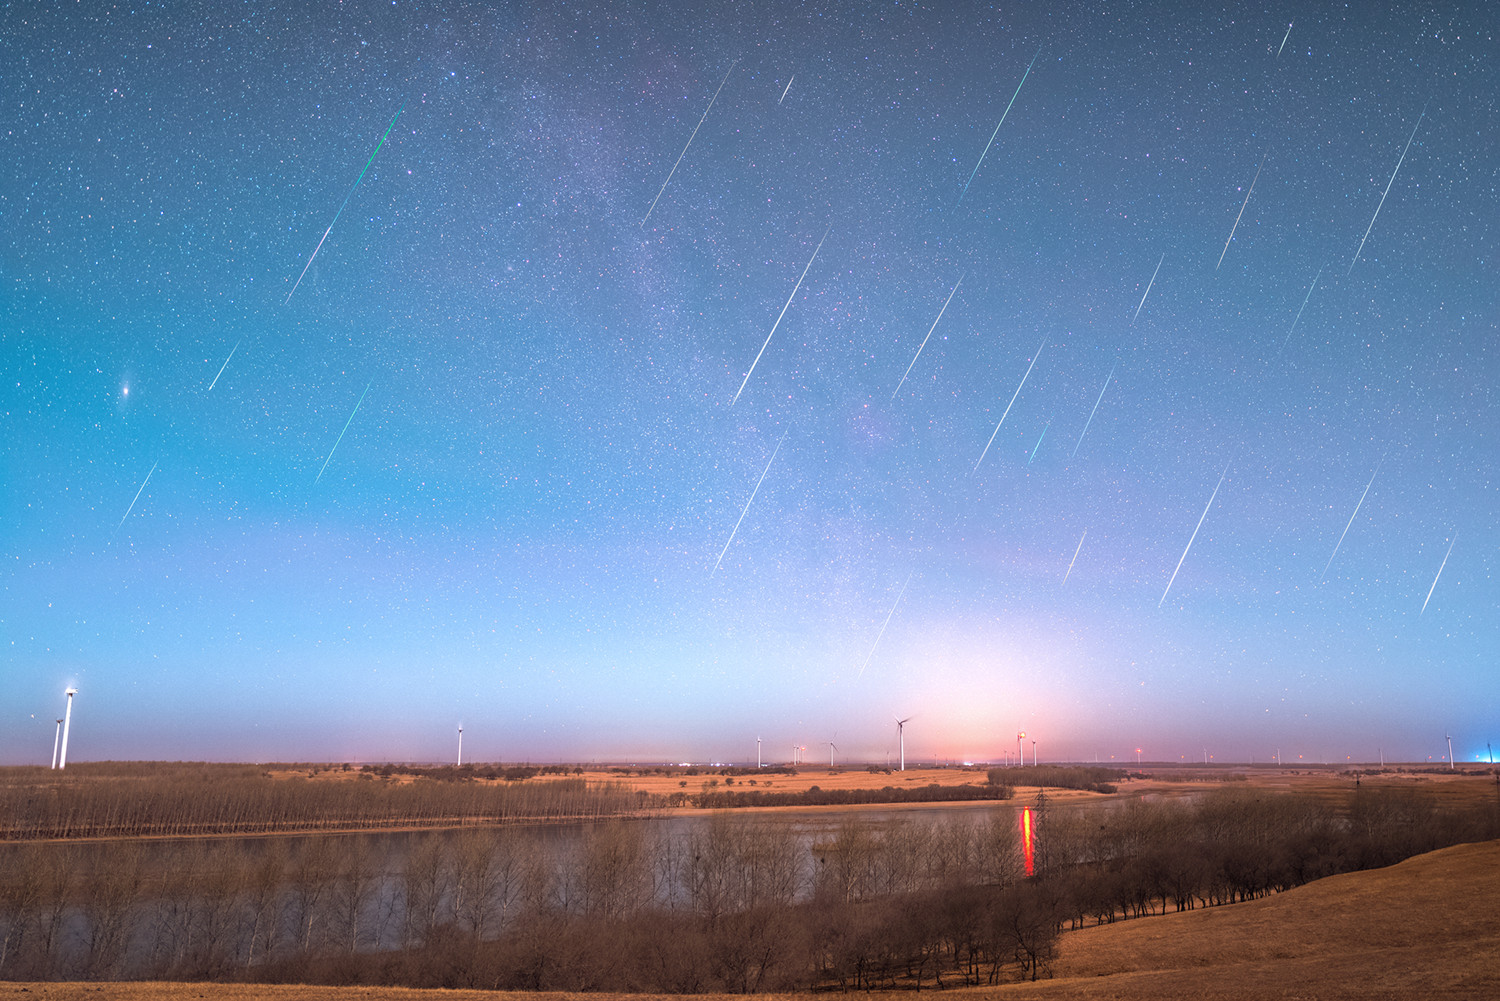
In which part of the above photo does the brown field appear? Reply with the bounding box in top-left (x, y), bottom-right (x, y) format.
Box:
top-left (575, 761), bottom-right (1500, 812)
top-left (6, 837), bottom-right (1496, 1001)
top-left (234, 761), bottom-right (1500, 824)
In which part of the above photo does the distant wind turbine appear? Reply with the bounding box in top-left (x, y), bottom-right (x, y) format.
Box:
top-left (58, 688), bottom-right (78, 770)
top-left (896, 716), bottom-right (911, 771)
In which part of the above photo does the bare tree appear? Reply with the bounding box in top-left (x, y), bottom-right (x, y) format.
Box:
top-left (329, 835), bottom-right (384, 954)
top-left (79, 842), bottom-right (146, 979)
top-left (400, 832), bottom-right (451, 949)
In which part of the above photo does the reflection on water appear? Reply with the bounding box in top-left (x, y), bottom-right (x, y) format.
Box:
top-left (1021, 807), bottom-right (1035, 876)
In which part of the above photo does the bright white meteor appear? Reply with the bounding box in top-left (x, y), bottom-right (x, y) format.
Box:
top-left (1133, 254), bottom-right (1164, 324)
top-left (892, 273), bottom-right (965, 400)
top-left (711, 426), bottom-right (790, 575)
top-left (207, 340), bottom-right (240, 392)
top-left (1277, 22), bottom-right (1293, 57)
top-left (858, 573), bottom-right (912, 677)
top-left (1279, 266), bottom-right (1322, 355)
top-left (1217, 151), bottom-right (1267, 270)
top-left (117, 461), bottom-right (159, 529)
top-left (733, 226), bottom-right (830, 405)
top-left (973, 334), bottom-right (1046, 473)
top-left (641, 61), bottom-right (738, 228)
top-left (1348, 102), bottom-right (1428, 274)
top-left (1072, 361), bottom-right (1115, 459)
top-left (1420, 533), bottom-right (1456, 615)
top-left (287, 103), bottom-right (405, 305)
top-left (1322, 455), bottom-right (1385, 581)
top-left (1062, 529), bottom-right (1087, 585)
top-left (779, 75), bottom-right (794, 104)
top-left (1159, 461), bottom-right (1231, 608)
top-left (957, 46), bottom-right (1042, 207)
top-left (315, 382), bottom-right (372, 485)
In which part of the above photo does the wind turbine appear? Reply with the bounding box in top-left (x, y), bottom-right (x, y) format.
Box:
top-left (1017, 731), bottom-right (1026, 768)
top-left (58, 688), bottom-right (78, 770)
top-left (827, 740), bottom-right (838, 768)
top-left (757, 736), bottom-right (762, 769)
top-left (51, 719), bottom-right (63, 769)
top-left (1446, 734), bottom-right (1454, 771)
top-left (896, 717), bottom-right (911, 771)
top-left (457, 724), bottom-right (464, 767)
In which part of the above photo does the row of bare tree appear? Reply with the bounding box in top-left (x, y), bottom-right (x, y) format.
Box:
top-left (0, 764), bottom-right (646, 839)
top-left (1, 782), bottom-right (1494, 989)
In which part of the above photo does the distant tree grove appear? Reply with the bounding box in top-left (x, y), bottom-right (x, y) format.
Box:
top-left (0, 763), bottom-right (644, 839)
top-left (0, 779), bottom-right (1495, 989)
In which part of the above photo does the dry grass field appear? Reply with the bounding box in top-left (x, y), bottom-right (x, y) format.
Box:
top-left (5, 837), bottom-right (1495, 1001)
top-left (584, 761), bottom-right (1499, 812)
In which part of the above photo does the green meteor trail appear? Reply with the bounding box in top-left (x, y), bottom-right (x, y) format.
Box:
top-left (286, 103), bottom-right (405, 304)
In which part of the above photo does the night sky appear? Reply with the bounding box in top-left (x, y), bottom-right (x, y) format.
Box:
top-left (4, 2), bottom-right (1495, 767)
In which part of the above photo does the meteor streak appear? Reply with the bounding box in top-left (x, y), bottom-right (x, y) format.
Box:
top-left (315, 382), bottom-right (371, 485)
top-left (1062, 529), bottom-right (1087, 585)
top-left (641, 61), bottom-right (738, 227)
top-left (1277, 22), bottom-right (1293, 57)
top-left (711, 425), bottom-right (790, 575)
top-left (286, 103), bottom-right (405, 304)
top-left (1133, 254), bottom-right (1164, 324)
top-left (1348, 102), bottom-right (1428, 274)
top-left (1159, 461), bottom-right (1231, 608)
top-left (1027, 423), bottom-right (1049, 464)
top-left (1217, 151), bottom-right (1267, 270)
top-left (117, 461), bottom-right (159, 529)
top-left (779, 75), bottom-right (794, 104)
top-left (1279, 266), bottom-right (1322, 355)
top-left (973, 335), bottom-right (1046, 473)
top-left (1321, 455), bottom-right (1385, 581)
top-left (858, 573), bottom-right (911, 677)
top-left (892, 273), bottom-right (965, 400)
top-left (956, 47), bottom-right (1042, 207)
top-left (207, 340), bottom-right (241, 391)
top-left (733, 226), bottom-right (830, 405)
top-left (1072, 361), bottom-right (1115, 458)
top-left (1420, 533), bottom-right (1456, 615)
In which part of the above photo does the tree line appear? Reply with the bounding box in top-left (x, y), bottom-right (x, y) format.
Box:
top-left (986, 766), bottom-right (1123, 793)
top-left (0, 764), bottom-right (647, 840)
top-left (693, 781), bottom-right (1015, 809)
top-left (0, 781), bottom-right (1495, 989)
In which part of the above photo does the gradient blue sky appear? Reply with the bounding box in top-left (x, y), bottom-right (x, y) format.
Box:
top-left (4, 2), bottom-right (1495, 767)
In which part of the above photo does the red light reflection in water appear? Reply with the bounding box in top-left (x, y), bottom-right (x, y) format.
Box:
top-left (1021, 806), bottom-right (1034, 877)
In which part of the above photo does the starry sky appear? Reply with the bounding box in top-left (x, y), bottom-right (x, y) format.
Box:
top-left (3, 2), bottom-right (1495, 767)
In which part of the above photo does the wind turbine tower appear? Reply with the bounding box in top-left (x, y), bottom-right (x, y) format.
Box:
top-left (827, 740), bottom-right (838, 768)
top-left (757, 736), bottom-right (762, 769)
top-left (1446, 734), bottom-right (1454, 770)
top-left (51, 719), bottom-right (63, 769)
top-left (896, 717), bottom-right (911, 771)
top-left (1017, 731), bottom-right (1026, 768)
top-left (58, 688), bottom-right (78, 770)
top-left (457, 724), bottom-right (464, 767)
